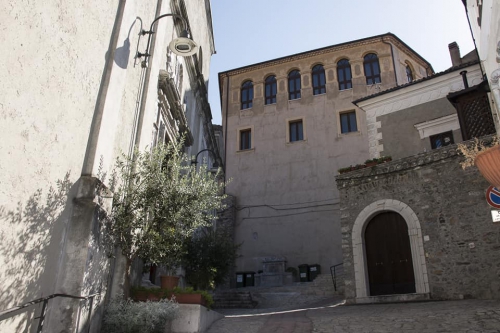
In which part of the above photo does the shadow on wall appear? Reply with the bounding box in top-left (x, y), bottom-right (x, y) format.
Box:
top-left (0, 173), bottom-right (73, 332)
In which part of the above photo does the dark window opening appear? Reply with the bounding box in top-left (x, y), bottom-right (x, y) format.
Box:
top-left (364, 53), bottom-right (381, 85)
top-left (241, 81), bottom-right (253, 109)
top-left (430, 131), bottom-right (454, 149)
top-left (312, 65), bottom-right (326, 95)
top-left (240, 129), bottom-right (251, 150)
top-left (337, 59), bottom-right (352, 90)
top-left (289, 120), bottom-right (304, 142)
top-left (406, 65), bottom-right (414, 82)
top-left (340, 112), bottom-right (357, 133)
top-left (288, 70), bottom-right (301, 100)
top-left (265, 75), bottom-right (277, 105)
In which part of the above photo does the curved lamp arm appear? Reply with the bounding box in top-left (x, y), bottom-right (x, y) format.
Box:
top-left (192, 148), bottom-right (218, 168)
top-left (137, 13), bottom-right (196, 61)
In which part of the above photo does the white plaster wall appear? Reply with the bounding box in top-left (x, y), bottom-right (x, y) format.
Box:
top-left (0, 0), bottom-right (216, 331)
top-left (0, 1), bottom-right (118, 332)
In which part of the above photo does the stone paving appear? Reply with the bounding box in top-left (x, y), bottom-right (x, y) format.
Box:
top-left (206, 298), bottom-right (500, 333)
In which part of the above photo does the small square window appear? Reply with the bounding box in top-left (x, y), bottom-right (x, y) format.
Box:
top-left (430, 131), bottom-right (454, 149)
top-left (240, 129), bottom-right (252, 150)
top-left (340, 111), bottom-right (357, 134)
top-left (289, 120), bottom-right (304, 142)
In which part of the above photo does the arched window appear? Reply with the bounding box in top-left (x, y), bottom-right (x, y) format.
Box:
top-left (364, 53), bottom-right (381, 85)
top-left (288, 70), bottom-right (301, 100)
top-left (337, 59), bottom-right (352, 90)
top-left (406, 64), bottom-right (414, 82)
top-left (265, 75), bottom-right (277, 105)
top-left (312, 64), bottom-right (326, 95)
top-left (241, 80), bottom-right (253, 109)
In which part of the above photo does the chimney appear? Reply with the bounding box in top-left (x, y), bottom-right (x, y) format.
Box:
top-left (449, 42), bottom-right (462, 67)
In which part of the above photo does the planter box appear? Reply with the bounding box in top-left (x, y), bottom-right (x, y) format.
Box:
top-left (170, 293), bottom-right (207, 307)
top-left (475, 145), bottom-right (500, 188)
top-left (132, 290), bottom-right (207, 307)
top-left (132, 290), bottom-right (163, 302)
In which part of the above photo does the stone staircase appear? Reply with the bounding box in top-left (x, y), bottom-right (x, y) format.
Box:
top-left (212, 291), bottom-right (257, 309)
top-left (213, 274), bottom-right (344, 309)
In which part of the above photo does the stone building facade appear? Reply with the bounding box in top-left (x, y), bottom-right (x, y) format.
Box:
top-left (336, 139), bottom-right (500, 303)
top-left (0, 1), bottom-right (220, 332)
top-left (218, 33), bottom-right (433, 276)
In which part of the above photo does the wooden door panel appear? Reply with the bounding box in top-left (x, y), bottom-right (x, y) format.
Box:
top-left (365, 212), bottom-right (416, 296)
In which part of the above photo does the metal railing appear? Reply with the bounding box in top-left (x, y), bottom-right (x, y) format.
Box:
top-left (330, 263), bottom-right (344, 291)
top-left (0, 293), bottom-right (99, 333)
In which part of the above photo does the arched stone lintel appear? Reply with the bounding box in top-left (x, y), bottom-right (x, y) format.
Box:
top-left (351, 199), bottom-right (430, 298)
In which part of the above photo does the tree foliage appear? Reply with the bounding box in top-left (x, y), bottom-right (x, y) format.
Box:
top-left (108, 140), bottom-right (226, 271)
top-left (183, 227), bottom-right (240, 290)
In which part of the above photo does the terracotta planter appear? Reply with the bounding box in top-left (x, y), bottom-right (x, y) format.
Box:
top-left (475, 145), bottom-right (500, 188)
top-left (160, 275), bottom-right (179, 290)
top-left (365, 162), bottom-right (378, 167)
top-left (169, 293), bottom-right (206, 306)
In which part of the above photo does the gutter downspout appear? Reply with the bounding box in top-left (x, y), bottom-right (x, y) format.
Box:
top-left (223, 75), bottom-right (229, 193)
top-left (382, 38), bottom-right (398, 86)
top-left (134, 0), bottom-right (163, 148)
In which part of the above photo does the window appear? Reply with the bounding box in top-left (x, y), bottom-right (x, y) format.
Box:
top-left (340, 111), bottom-right (358, 133)
top-left (265, 75), bottom-right (277, 104)
top-left (241, 80), bottom-right (253, 109)
top-left (312, 64), bottom-right (326, 95)
top-left (406, 64), bottom-right (414, 82)
top-left (288, 70), bottom-right (301, 100)
top-left (337, 59), bottom-right (352, 90)
top-left (363, 53), bottom-right (381, 85)
top-left (289, 120), bottom-right (304, 142)
top-left (240, 129), bottom-right (252, 150)
top-left (430, 131), bottom-right (454, 149)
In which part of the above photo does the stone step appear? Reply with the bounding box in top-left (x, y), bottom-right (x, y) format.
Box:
top-left (213, 291), bottom-right (257, 309)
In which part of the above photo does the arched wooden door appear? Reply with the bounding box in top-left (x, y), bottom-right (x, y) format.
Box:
top-left (365, 212), bottom-right (416, 296)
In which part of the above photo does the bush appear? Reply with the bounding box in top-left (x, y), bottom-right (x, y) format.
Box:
top-left (101, 297), bottom-right (179, 333)
top-left (183, 228), bottom-right (240, 290)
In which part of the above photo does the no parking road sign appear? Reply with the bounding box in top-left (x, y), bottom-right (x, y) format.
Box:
top-left (486, 186), bottom-right (500, 209)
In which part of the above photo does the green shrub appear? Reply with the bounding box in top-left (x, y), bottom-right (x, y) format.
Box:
top-left (183, 228), bottom-right (240, 291)
top-left (101, 297), bottom-right (178, 333)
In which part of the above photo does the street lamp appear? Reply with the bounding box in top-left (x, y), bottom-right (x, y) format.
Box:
top-left (137, 13), bottom-right (199, 67)
top-left (191, 148), bottom-right (219, 169)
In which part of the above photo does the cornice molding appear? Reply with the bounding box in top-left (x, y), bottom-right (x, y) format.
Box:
top-left (219, 35), bottom-right (413, 78)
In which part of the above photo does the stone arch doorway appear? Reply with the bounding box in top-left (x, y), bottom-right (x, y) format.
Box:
top-left (365, 212), bottom-right (416, 296)
top-left (352, 199), bottom-right (429, 299)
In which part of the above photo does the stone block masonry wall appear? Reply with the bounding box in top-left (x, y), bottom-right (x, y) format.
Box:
top-left (336, 140), bottom-right (500, 301)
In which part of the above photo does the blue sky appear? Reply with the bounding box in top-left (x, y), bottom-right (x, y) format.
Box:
top-left (207, 0), bottom-right (474, 125)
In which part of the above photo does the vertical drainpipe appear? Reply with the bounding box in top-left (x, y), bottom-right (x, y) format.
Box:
top-left (134, 0), bottom-right (163, 148)
top-left (381, 38), bottom-right (398, 86)
top-left (223, 74), bottom-right (230, 193)
top-left (81, 0), bottom-right (127, 176)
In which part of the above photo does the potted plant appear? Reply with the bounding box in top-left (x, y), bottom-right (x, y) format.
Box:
top-left (458, 136), bottom-right (500, 187)
top-left (365, 158), bottom-right (378, 167)
top-left (377, 156), bottom-right (392, 163)
top-left (338, 166), bottom-right (352, 174)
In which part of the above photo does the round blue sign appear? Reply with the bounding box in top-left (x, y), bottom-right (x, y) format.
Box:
top-left (486, 186), bottom-right (500, 209)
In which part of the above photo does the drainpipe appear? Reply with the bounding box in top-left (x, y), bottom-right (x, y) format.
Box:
top-left (223, 74), bottom-right (230, 193)
top-left (134, 0), bottom-right (163, 148)
top-left (381, 38), bottom-right (398, 86)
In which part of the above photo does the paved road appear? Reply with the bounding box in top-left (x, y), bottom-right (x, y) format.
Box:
top-left (207, 299), bottom-right (500, 333)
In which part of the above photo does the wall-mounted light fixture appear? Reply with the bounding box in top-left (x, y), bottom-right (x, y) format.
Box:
top-left (192, 148), bottom-right (219, 169)
top-left (137, 13), bottom-right (198, 67)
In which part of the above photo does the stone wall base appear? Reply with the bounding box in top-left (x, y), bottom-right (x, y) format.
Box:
top-left (348, 293), bottom-right (431, 305)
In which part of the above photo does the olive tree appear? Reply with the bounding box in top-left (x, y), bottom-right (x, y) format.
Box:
top-left (108, 140), bottom-right (226, 294)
